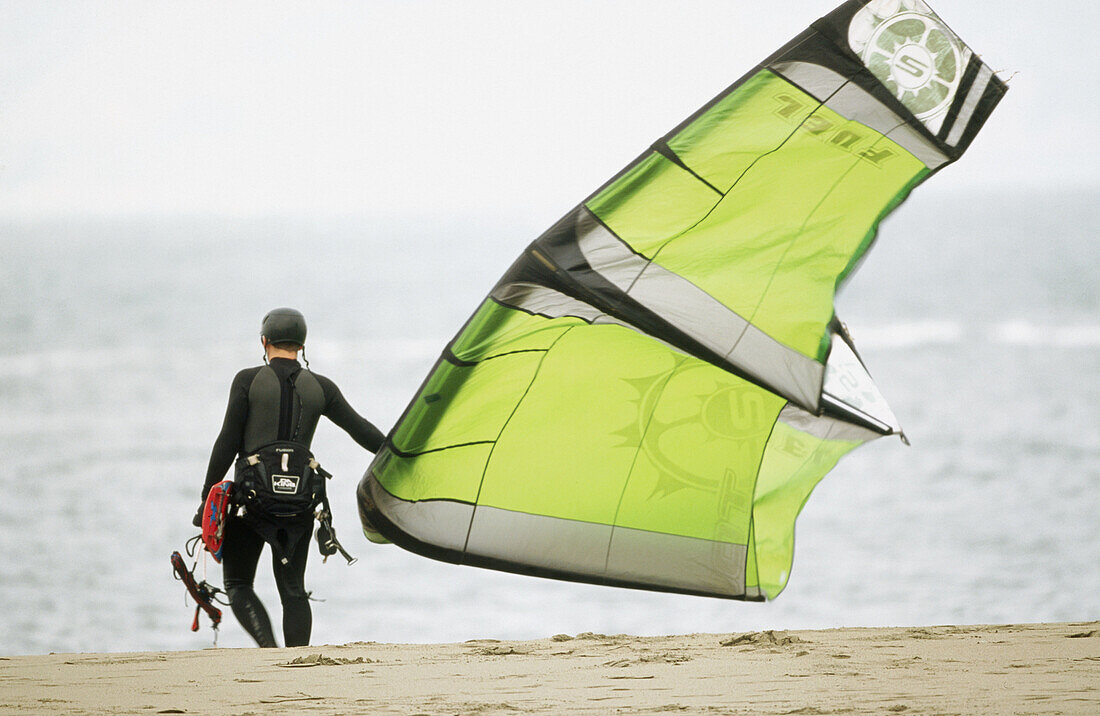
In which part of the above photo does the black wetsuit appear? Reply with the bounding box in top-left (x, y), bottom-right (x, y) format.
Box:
top-left (199, 357), bottom-right (384, 647)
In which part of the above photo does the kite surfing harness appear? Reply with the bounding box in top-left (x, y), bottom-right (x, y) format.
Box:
top-left (171, 539), bottom-right (228, 641)
top-left (232, 441), bottom-right (356, 566)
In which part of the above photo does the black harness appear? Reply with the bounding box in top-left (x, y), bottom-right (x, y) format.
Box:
top-left (233, 440), bottom-right (341, 564)
top-left (231, 364), bottom-right (354, 565)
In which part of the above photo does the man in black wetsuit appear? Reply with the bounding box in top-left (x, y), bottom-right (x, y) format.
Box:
top-left (194, 308), bottom-right (384, 647)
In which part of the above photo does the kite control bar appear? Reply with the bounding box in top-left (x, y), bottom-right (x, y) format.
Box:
top-left (170, 550), bottom-right (225, 632)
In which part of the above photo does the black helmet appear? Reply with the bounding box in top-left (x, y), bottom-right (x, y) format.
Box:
top-left (261, 308), bottom-right (307, 346)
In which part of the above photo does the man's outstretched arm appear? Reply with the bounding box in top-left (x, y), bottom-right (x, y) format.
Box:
top-left (319, 377), bottom-right (385, 452)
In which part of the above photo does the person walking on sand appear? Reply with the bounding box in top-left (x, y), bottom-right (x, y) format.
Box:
top-left (194, 308), bottom-right (385, 647)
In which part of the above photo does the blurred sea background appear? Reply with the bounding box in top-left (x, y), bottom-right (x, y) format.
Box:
top-left (1, 1), bottom-right (1097, 654)
top-left (2, 188), bottom-right (1096, 654)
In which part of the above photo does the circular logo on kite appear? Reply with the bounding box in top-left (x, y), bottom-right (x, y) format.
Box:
top-left (616, 361), bottom-right (777, 496)
top-left (848, 0), bottom-right (965, 127)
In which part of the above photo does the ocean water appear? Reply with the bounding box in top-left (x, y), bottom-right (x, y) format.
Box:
top-left (1, 187), bottom-right (1096, 655)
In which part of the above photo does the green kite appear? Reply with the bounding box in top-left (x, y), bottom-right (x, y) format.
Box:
top-left (358, 0), bottom-right (1006, 600)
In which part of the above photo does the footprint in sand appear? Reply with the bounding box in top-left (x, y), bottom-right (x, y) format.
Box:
top-left (719, 630), bottom-right (806, 648)
top-left (470, 646), bottom-right (529, 656)
top-left (276, 653), bottom-right (373, 667)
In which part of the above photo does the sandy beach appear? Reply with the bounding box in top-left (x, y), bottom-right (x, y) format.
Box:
top-left (2, 622), bottom-right (1096, 714)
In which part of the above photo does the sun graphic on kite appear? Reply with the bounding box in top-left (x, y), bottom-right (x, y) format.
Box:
top-left (612, 360), bottom-right (778, 499)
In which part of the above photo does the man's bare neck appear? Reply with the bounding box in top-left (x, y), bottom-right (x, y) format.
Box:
top-left (266, 347), bottom-right (300, 361)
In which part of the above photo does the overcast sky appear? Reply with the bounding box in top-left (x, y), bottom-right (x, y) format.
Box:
top-left (1, 0), bottom-right (1094, 219)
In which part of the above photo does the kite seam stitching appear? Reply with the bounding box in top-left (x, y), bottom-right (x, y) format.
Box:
top-left (444, 347), bottom-right (549, 367)
top-left (745, 405), bottom-right (784, 598)
top-left (459, 326), bottom-right (578, 558)
top-left (639, 67), bottom-right (845, 265)
top-left (677, 86), bottom-right (852, 360)
top-left (388, 440), bottom-right (497, 459)
top-left (618, 70), bottom-right (852, 357)
top-left (767, 418), bottom-right (843, 599)
top-left (742, 113), bottom-right (910, 345)
top-left (599, 355), bottom-right (690, 580)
